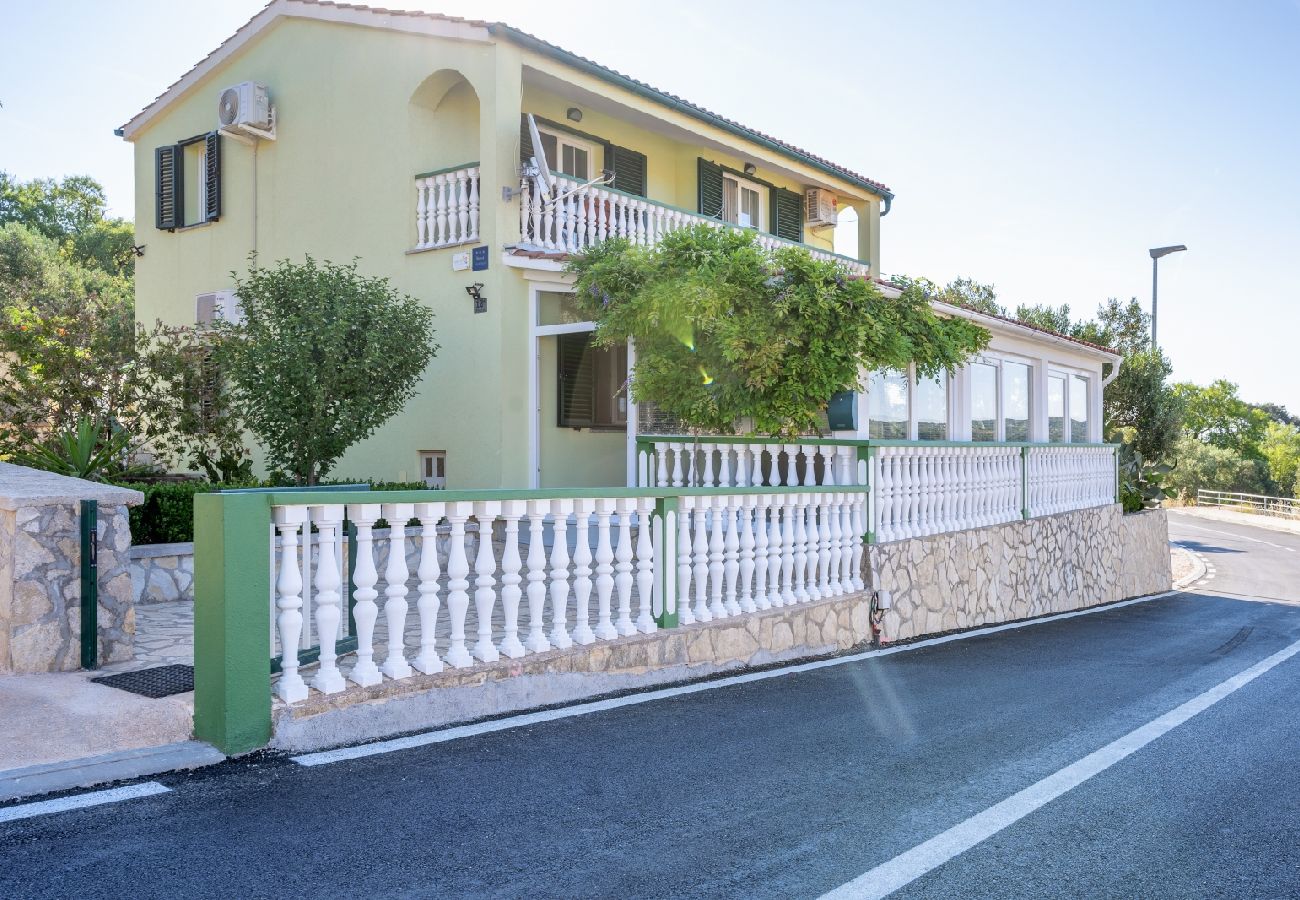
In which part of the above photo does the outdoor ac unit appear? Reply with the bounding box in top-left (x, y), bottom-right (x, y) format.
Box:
top-left (196, 290), bottom-right (243, 327)
top-left (805, 188), bottom-right (839, 227)
top-left (217, 81), bottom-right (271, 131)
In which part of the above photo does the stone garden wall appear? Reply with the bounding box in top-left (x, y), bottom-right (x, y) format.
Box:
top-left (131, 543), bottom-right (195, 605)
top-left (0, 464), bottom-right (142, 672)
top-left (868, 504), bottom-right (1171, 643)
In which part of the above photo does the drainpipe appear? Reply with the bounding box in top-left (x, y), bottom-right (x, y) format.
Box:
top-left (1101, 356), bottom-right (1123, 388)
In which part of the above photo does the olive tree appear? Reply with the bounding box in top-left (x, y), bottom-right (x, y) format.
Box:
top-left (217, 256), bottom-right (438, 485)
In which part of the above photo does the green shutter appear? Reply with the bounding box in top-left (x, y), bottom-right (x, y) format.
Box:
top-left (604, 144), bottom-right (647, 197)
top-left (771, 187), bottom-right (803, 242)
top-left (520, 114), bottom-right (534, 165)
top-left (697, 158), bottom-right (724, 219)
top-left (155, 144), bottom-right (184, 230)
top-left (557, 333), bottom-right (595, 428)
top-left (204, 132), bottom-right (222, 222)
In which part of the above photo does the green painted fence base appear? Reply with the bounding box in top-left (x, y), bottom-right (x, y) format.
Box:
top-left (194, 492), bottom-right (273, 755)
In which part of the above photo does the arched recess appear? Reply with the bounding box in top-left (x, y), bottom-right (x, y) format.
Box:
top-left (408, 69), bottom-right (481, 174)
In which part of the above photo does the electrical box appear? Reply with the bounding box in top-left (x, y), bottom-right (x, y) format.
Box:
top-left (827, 391), bottom-right (858, 431)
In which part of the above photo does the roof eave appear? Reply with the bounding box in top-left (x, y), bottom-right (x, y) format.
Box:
top-left (932, 301), bottom-right (1122, 362)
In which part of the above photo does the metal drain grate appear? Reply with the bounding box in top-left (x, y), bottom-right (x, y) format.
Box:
top-left (92, 664), bottom-right (194, 698)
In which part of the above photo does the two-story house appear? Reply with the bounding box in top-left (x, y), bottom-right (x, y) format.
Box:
top-left (119, 0), bottom-right (1119, 490)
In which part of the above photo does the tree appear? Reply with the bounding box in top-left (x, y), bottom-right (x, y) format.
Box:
top-left (569, 226), bottom-right (988, 436)
top-left (1254, 402), bottom-right (1300, 429)
top-left (1165, 435), bottom-right (1270, 500)
top-left (0, 172), bottom-right (135, 276)
top-left (1260, 422), bottom-right (1300, 497)
top-left (892, 275), bottom-right (1005, 316)
top-left (217, 256), bottom-right (439, 485)
top-left (1173, 379), bottom-right (1270, 459)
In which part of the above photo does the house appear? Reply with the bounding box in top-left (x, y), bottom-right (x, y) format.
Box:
top-left (118, 0), bottom-right (1120, 490)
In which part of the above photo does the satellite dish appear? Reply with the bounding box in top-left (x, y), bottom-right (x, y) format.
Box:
top-left (526, 114), bottom-right (553, 194)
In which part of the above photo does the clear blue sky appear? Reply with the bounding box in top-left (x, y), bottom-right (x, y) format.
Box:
top-left (4, 0), bottom-right (1298, 411)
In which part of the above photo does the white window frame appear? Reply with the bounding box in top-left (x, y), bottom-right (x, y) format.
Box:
top-left (867, 363), bottom-right (953, 441)
top-left (1045, 364), bottom-right (1095, 443)
top-left (536, 124), bottom-right (598, 181)
top-left (722, 171), bottom-right (765, 230)
top-left (417, 450), bottom-right (446, 488)
top-left (969, 352), bottom-right (1035, 443)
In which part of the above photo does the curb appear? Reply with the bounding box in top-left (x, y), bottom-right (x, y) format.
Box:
top-left (1171, 543), bottom-right (1207, 590)
top-left (0, 741), bottom-right (225, 803)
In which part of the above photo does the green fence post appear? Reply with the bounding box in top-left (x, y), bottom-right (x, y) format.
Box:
top-left (654, 495), bottom-right (679, 628)
top-left (193, 491), bottom-right (273, 755)
top-left (1021, 446), bottom-right (1030, 519)
top-left (79, 499), bottom-right (98, 669)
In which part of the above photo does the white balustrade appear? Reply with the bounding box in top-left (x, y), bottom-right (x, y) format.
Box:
top-left (1027, 445), bottom-right (1116, 517)
top-left (642, 440), bottom-right (866, 489)
top-left (413, 164), bottom-right (481, 251)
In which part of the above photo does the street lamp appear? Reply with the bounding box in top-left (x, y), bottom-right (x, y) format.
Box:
top-left (1148, 244), bottom-right (1187, 350)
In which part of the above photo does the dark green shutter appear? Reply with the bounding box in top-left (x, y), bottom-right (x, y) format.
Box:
top-left (204, 132), bottom-right (222, 222)
top-left (697, 158), bottom-right (724, 219)
top-left (557, 333), bottom-right (595, 427)
top-left (520, 114), bottom-right (534, 165)
top-left (604, 144), bottom-right (647, 197)
top-left (155, 144), bottom-right (184, 230)
top-left (771, 187), bottom-right (803, 242)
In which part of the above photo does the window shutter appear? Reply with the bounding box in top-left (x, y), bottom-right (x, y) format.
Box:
top-left (557, 333), bottom-right (595, 428)
top-left (697, 158), bottom-right (724, 219)
top-left (771, 187), bottom-right (803, 242)
top-left (519, 114), bottom-right (534, 165)
top-left (155, 144), bottom-right (184, 230)
top-left (204, 132), bottom-right (222, 222)
top-left (604, 144), bottom-right (647, 197)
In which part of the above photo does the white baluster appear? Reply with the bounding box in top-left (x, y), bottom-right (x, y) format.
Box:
top-left (738, 495), bottom-right (757, 613)
top-left (549, 499), bottom-right (574, 649)
top-left (635, 498), bottom-right (656, 634)
top-left (412, 501), bottom-right (445, 673)
top-left (779, 497), bottom-right (796, 605)
top-left (753, 495), bottom-right (771, 610)
top-left (851, 494), bottom-right (866, 591)
top-left (692, 500), bottom-right (712, 623)
top-left (826, 494), bottom-right (843, 596)
top-left (594, 499), bottom-right (618, 639)
top-left (677, 497), bottom-right (696, 626)
top-left (670, 442), bottom-right (685, 488)
top-left (656, 444), bottom-right (670, 488)
top-left (615, 498), bottom-right (637, 636)
top-left (722, 499), bottom-right (741, 615)
top-left (525, 501), bottom-right (551, 653)
top-left (380, 502), bottom-right (414, 680)
top-left (519, 176), bottom-right (532, 243)
top-left (472, 501), bottom-right (501, 663)
top-left (571, 499), bottom-right (596, 645)
top-left (735, 446), bottom-right (750, 488)
top-left (783, 444), bottom-right (800, 487)
top-left (443, 501), bottom-right (474, 668)
top-left (574, 186), bottom-right (588, 251)
top-left (708, 497), bottom-right (727, 619)
top-left (542, 184), bottom-right (556, 250)
top-left (309, 504), bottom-right (346, 694)
top-left (467, 167), bottom-right (480, 242)
top-left (416, 178), bottom-right (430, 249)
top-left (348, 503), bottom-right (383, 686)
top-left (434, 173), bottom-right (449, 247)
top-left (718, 446), bottom-right (732, 488)
top-left (840, 492), bottom-right (855, 591)
top-left (806, 496), bottom-right (824, 601)
top-left (274, 506), bottom-right (309, 702)
top-left (531, 176), bottom-right (543, 246)
top-left (455, 169), bottom-right (469, 245)
top-left (701, 443), bottom-right (717, 487)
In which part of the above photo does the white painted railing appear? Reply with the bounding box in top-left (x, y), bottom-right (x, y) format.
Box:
top-left (413, 163), bottom-right (480, 251)
top-left (519, 173), bottom-right (871, 277)
top-left (1197, 489), bottom-right (1300, 520)
top-left (269, 489), bottom-right (866, 704)
top-left (638, 440), bottom-right (865, 489)
top-left (873, 445), bottom-right (1023, 542)
top-left (1026, 445), bottom-right (1116, 517)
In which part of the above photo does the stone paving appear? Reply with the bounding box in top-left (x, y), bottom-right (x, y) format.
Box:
top-left (103, 601), bottom-right (194, 672)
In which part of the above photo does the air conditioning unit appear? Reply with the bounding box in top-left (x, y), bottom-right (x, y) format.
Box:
top-left (217, 81), bottom-right (271, 131)
top-left (805, 188), bottom-right (839, 228)
top-left (196, 290), bottom-right (243, 328)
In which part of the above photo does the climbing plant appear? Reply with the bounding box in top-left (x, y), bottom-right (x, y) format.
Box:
top-left (568, 225), bottom-right (989, 437)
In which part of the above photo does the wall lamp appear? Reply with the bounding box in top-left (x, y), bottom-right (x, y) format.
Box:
top-left (566, 107), bottom-right (583, 123)
top-left (743, 162), bottom-right (757, 176)
top-left (466, 282), bottom-right (486, 314)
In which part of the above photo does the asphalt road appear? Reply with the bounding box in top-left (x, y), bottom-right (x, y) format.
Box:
top-left (3, 509), bottom-right (1299, 899)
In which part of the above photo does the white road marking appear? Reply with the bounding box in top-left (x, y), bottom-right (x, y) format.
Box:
top-left (1175, 521), bottom-right (1297, 553)
top-left (0, 782), bottom-right (169, 824)
top-left (293, 590), bottom-right (1182, 766)
top-left (819, 635), bottom-right (1300, 900)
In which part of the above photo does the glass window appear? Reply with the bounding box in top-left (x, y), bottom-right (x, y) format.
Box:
top-left (1070, 375), bottom-right (1089, 442)
top-left (537, 128), bottom-right (592, 180)
top-left (970, 362), bottom-right (998, 442)
top-left (557, 333), bottom-right (627, 429)
top-left (915, 371), bottom-right (948, 440)
top-left (1048, 374), bottom-right (1066, 442)
top-left (1002, 361), bottom-right (1031, 441)
top-left (538, 290), bottom-right (587, 327)
top-left (868, 369), bottom-right (909, 439)
top-left (723, 173), bottom-right (764, 229)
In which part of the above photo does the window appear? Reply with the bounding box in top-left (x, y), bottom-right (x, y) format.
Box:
top-left (970, 362), bottom-right (998, 442)
top-left (868, 369), bottom-right (909, 439)
top-left (155, 132), bottom-right (220, 230)
top-left (536, 126), bottom-right (593, 180)
top-left (916, 372), bottom-right (948, 440)
top-left (1048, 374), bottom-right (1066, 442)
top-left (722, 173), bottom-right (764, 229)
top-left (1002, 361), bottom-right (1031, 441)
top-left (418, 450), bottom-right (446, 488)
top-left (557, 333), bottom-right (628, 429)
top-left (1070, 374), bottom-right (1089, 442)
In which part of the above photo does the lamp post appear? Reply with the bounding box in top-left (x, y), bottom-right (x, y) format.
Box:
top-left (1148, 244), bottom-right (1187, 350)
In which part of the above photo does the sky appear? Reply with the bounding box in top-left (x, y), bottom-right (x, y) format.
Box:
top-left (3, 0), bottom-right (1299, 411)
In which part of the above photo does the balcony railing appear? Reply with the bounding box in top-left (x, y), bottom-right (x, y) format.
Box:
top-left (412, 163), bottom-right (480, 251)
top-left (519, 173), bottom-right (871, 276)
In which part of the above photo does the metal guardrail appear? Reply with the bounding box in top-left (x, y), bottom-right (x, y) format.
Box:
top-left (1197, 489), bottom-right (1300, 519)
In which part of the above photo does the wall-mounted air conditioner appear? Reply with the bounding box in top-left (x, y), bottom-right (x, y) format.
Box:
top-left (196, 290), bottom-right (243, 328)
top-left (218, 81), bottom-right (273, 137)
top-left (805, 188), bottom-right (838, 227)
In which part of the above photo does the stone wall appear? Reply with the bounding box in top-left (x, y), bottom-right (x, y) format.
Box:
top-left (132, 543), bottom-right (195, 605)
top-left (868, 504), bottom-right (1171, 643)
top-left (0, 464), bottom-right (143, 673)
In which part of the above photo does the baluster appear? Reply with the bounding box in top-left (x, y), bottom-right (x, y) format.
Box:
top-left (722, 499), bottom-right (740, 616)
top-left (571, 499), bottom-right (596, 645)
top-left (310, 504), bottom-right (346, 693)
top-left (549, 499), bottom-right (574, 649)
top-left (542, 184), bottom-right (556, 250)
top-left (701, 443), bottom-right (717, 486)
top-left (443, 502), bottom-right (474, 667)
top-left (840, 492), bottom-right (855, 591)
top-left (792, 495), bottom-right (809, 602)
top-left (595, 189), bottom-right (608, 242)
top-left (416, 178), bottom-right (430, 249)
top-left (614, 498), bottom-right (637, 636)
top-left (670, 442), bottom-right (685, 488)
top-left (875, 449), bottom-right (892, 543)
top-left (471, 501), bottom-right (501, 662)
top-left (594, 499), bottom-right (618, 639)
top-left (708, 498), bottom-right (727, 618)
top-left (753, 495), bottom-right (771, 610)
top-left (655, 443), bottom-right (670, 488)
top-left (274, 506), bottom-right (309, 702)
top-left (467, 167), bottom-right (480, 242)
top-left (494, 501), bottom-right (525, 659)
top-left (677, 498), bottom-right (696, 625)
top-left (348, 504), bottom-right (384, 685)
top-left (783, 444), bottom-right (800, 488)
top-left (573, 186), bottom-right (588, 251)
top-left (635, 498), bottom-right (656, 633)
top-left (519, 177), bottom-right (532, 242)
top-left (718, 446), bottom-right (733, 487)
top-left (434, 173), bottom-right (449, 247)
top-left (779, 497), bottom-right (796, 605)
top-left (802, 445), bottom-right (818, 487)
top-left (455, 169), bottom-right (470, 245)
top-left (735, 445), bottom-right (750, 488)
top-left (693, 500), bottom-right (713, 622)
top-left (826, 493), bottom-right (843, 595)
top-left (380, 502), bottom-right (415, 679)
top-left (531, 177), bottom-right (543, 246)
top-left (738, 495), bottom-right (757, 613)
top-left (851, 495), bottom-right (866, 591)
top-left (524, 501), bottom-right (551, 653)
top-left (412, 501), bottom-right (445, 673)
top-left (805, 496), bottom-right (823, 601)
